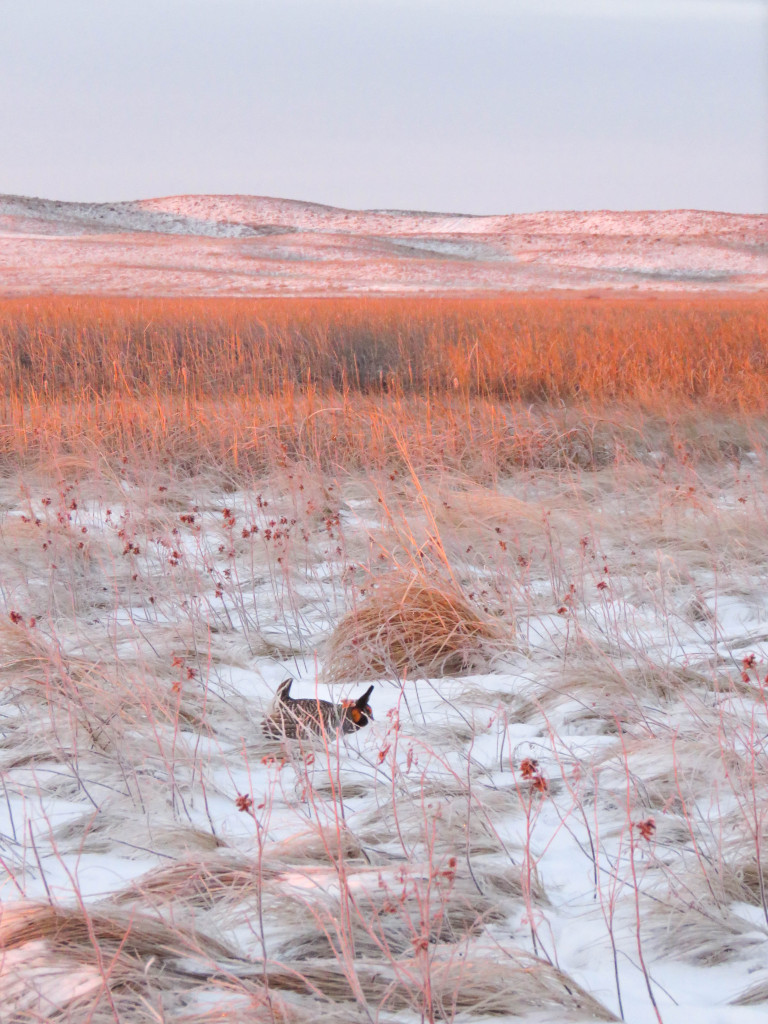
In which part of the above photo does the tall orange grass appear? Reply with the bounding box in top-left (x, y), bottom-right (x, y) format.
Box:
top-left (1, 294), bottom-right (766, 477)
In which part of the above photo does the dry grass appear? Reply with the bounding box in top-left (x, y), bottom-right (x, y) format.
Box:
top-left (3, 294), bottom-right (767, 406)
top-left (0, 900), bottom-right (236, 960)
top-left (4, 294), bottom-right (768, 1021)
top-left (0, 294), bottom-right (766, 479)
top-left (644, 898), bottom-right (768, 966)
top-left (247, 947), bottom-right (619, 1020)
top-left (0, 900), bottom-right (244, 1019)
top-left (324, 573), bottom-right (509, 682)
top-left (4, 456), bottom-right (768, 1020)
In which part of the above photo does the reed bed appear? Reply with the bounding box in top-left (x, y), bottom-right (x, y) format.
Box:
top-left (0, 294), bottom-right (766, 478)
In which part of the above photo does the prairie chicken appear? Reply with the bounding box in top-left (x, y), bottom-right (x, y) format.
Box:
top-left (262, 679), bottom-right (374, 739)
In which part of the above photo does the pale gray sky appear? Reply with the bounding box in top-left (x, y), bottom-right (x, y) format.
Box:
top-left (1, 0), bottom-right (766, 212)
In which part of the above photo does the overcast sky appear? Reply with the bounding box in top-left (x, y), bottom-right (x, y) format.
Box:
top-left (1, 0), bottom-right (766, 213)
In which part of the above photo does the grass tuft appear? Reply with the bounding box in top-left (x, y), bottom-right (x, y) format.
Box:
top-left (324, 573), bottom-right (510, 682)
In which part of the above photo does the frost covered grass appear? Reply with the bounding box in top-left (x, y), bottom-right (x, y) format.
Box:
top-left (3, 296), bottom-right (768, 1022)
top-left (3, 448), bottom-right (768, 1023)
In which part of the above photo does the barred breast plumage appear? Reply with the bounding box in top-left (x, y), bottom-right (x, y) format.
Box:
top-left (262, 679), bottom-right (374, 739)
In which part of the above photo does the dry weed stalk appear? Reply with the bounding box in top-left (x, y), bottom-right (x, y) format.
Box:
top-left (324, 573), bottom-right (509, 682)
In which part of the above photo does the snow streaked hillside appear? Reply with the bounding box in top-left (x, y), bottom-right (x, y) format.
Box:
top-left (0, 192), bottom-right (767, 296)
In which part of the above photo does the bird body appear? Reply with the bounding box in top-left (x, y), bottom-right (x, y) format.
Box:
top-left (262, 679), bottom-right (374, 739)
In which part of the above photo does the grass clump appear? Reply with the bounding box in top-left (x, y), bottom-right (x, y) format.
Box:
top-left (324, 573), bottom-right (510, 682)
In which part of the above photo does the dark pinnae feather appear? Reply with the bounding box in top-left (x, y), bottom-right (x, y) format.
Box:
top-left (357, 685), bottom-right (374, 708)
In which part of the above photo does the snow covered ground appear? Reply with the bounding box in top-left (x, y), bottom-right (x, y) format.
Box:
top-left (1, 193), bottom-right (766, 296)
top-left (3, 458), bottom-right (768, 1022)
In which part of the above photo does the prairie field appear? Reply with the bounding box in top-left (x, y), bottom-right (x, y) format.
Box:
top-left (3, 295), bottom-right (768, 1023)
top-left (2, 294), bottom-right (768, 479)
